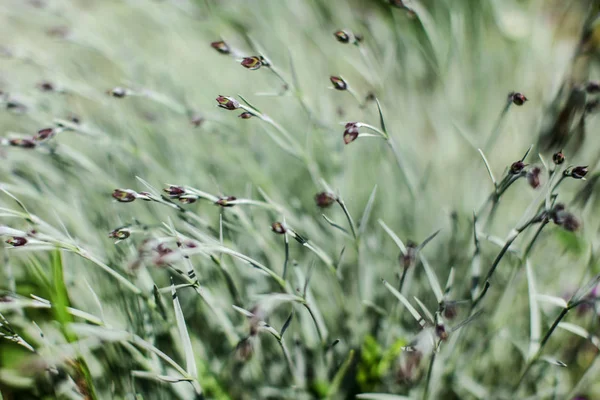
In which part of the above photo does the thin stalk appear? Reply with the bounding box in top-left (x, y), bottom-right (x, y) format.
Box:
top-left (423, 350), bottom-right (437, 400)
top-left (514, 308), bottom-right (569, 391)
top-left (303, 303), bottom-right (324, 345)
top-left (336, 199), bottom-right (357, 241)
top-left (483, 99), bottom-right (512, 152)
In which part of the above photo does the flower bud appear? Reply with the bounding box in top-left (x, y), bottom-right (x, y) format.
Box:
top-left (552, 151), bottom-right (565, 165)
top-left (163, 185), bottom-right (185, 198)
top-left (343, 122), bottom-right (359, 145)
top-left (238, 112), bottom-right (253, 119)
top-left (6, 236), bottom-right (27, 247)
top-left (510, 161), bottom-right (525, 175)
top-left (215, 196), bottom-right (236, 207)
top-left (210, 40), bottom-right (230, 54)
top-left (112, 189), bottom-right (137, 203)
top-left (570, 166), bottom-right (588, 179)
top-left (241, 56), bottom-right (262, 70)
top-left (271, 222), bottom-right (286, 234)
top-left (442, 303), bottom-right (457, 320)
top-left (551, 205), bottom-right (580, 232)
top-left (8, 138), bottom-right (36, 148)
top-left (216, 95), bottom-right (239, 110)
top-left (400, 241), bottom-right (417, 269)
top-left (527, 166), bottom-right (541, 189)
top-left (334, 30), bottom-right (351, 43)
top-left (435, 323), bottom-right (449, 341)
top-left (509, 92), bottom-right (527, 106)
top-left (330, 76), bottom-right (347, 90)
top-left (315, 192), bottom-right (336, 208)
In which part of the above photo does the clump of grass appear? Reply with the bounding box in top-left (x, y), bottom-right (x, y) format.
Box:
top-left (1, 1), bottom-right (600, 399)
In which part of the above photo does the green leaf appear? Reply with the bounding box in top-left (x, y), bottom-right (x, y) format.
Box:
top-left (359, 185), bottom-right (378, 237)
top-left (171, 281), bottom-right (199, 382)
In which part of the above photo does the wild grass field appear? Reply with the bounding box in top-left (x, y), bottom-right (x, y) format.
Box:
top-left (1, 0), bottom-right (600, 399)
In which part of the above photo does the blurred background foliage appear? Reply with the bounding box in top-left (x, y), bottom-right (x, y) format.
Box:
top-left (1, 0), bottom-right (600, 399)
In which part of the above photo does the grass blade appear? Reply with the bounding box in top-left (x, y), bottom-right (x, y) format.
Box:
top-left (171, 280), bottom-right (199, 384)
top-left (358, 185), bottom-right (378, 237)
top-left (526, 260), bottom-right (541, 359)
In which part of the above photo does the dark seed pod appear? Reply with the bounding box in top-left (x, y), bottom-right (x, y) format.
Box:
top-left (215, 196), bottom-right (236, 207)
top-left (510, 161), bottom-right (526, 175)
top-left (570, 166), bottom-right (588, 180)
top-left (35, 128), bottom-right (55, 141)
top-left (9, 138), bottom-right (36, 148)
top-left (586, 81), bottom-right (600, 94)
top-left (527, 166), bottom-right (541, 189)
top-left (334, 30), bottom-right (351, 43)
top-left (37, 81), bottom-right (55, 92)
top-left (435, 323), bottom-right (449, 341)
top-left (552, 151), bottom-right (565, 165)
top-left (6, 236), bottom-right (27, 247)
top-left (112, 189), bottom-right (137, 203)
top-left (210, 40), bottom-right (230, 54)
top-left (315, 192), bottom-right (336, 208)
top-left (238, 112), bottom-right (253, 119)
top-left (163, 185), bottom-right (185, 198)
top-left (109, 228), bottom-right (130, 240)
top-left (216, 95), bottom-right (239, 110)
top-left (330, 76), bottom-right (347, 91)
top-left (179, 196), bottom-right (197, 204)
top-left (241, 56), bottom-right (262, 70)
top-left (509, 92), bottom-right (528, 106)
top-left (271, 222), bottom-right (286, 234)
top-left (343, 122), bottom-right (359, 145)
top-left (107, 87), bottom-right (127, 98)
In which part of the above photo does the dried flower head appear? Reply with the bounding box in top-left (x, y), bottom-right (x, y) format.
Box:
top-left (216, 95), bottom-right (239, 110)
top-left (510, 161), bottom-right (526, 175)
top-left (551, 204), bottom-right (581, 232)
top-left (271, 222), bottom-right (286, 234)
top-left (241, 56), bottom-right (262, 70)
top-left (238, 112), bottom-right (253, 119)
top-left (215, 196), bottom-right (236, 207)
top-left (315, 192), bottom-right (336, 208)
top-left (163, 185), bottom-right (185, 198)
top-left (6, 236), bottom-right (27, 247)
top-left (509, 92), bottom-right (527, 106)
top-left (570, 166), bottom-right (589, 180)
top-left (8, 138), bottom-right (36, 148)
top-left (108, 228), bottom-right (130, 240)
top-left (443, 303), bottom-right (457, 320)
top-left (343, 122), bottom-right (360, 145)
top-left (210, 40), bottom-right (230, 54)
top-left (435, 323), bottom-right (449, 341)
top-left (334, 30), bottom-right (351, 43)
top-left (527, 166), bottom-right (542, 189)
top-left (552, 150), bottom-right (565, 165)
top-left (400, 241), bottom-right (417, 269)
top-left (112, 189), bottom-right (137, 203)
top-left (330, 76), bottom-right (347, 91)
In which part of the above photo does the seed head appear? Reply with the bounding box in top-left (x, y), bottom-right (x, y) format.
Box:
top-left (330, 76), bottom-right (347, 91)
top-left (271, 222), bottom-right (286, 234)
top-left (552, 150), bottom-right (565, 165)
top-left (179, 196), bottom-right (198, 204)
top-left (570, 166), bottom-right (589, 180)
top-left (241, 56), bottom-right (262, 70)
top-left (334, 30), bottom-right (351, 43)
top-left (510, 161), bottom-right (526, 175)
top-left (210, 40), bottom-right (230, 54)
top-left (112, 189), bottom-right (137, 203)
top-left (400, 241), bottom-right (417, 269)
top-left (238, 112), bottom-right (253, 119)
top-left (509, 92), bottom-right (527, 106)
top-left (343, 122), bottom-right (359, 145)
top-left (215, 196), bottom-right (236, 207)
top-left (6, 236), bottom-right (27, 247)
top-left (436, 323), bottom-right (449, 341)
top-left (315, 192), bottom-right (336, 208)
top-left (527, 166), bottom-right (542, 189)
top-left (216, 95), bottom-right (239, 110)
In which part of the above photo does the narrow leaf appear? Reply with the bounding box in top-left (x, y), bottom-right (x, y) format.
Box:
top-left (536, 294), bottom-right (568, 309)
top-left (378, 219), bottom-right (407, 254)
top-left (171, 280), bottom-right (198, 380)
top-left (478, 149), bottom-right (496, 188)
top-left (382, 280), bottom-right (425, 327)
top-left (526, 260), bottom-right (541, 359)
top-left (419, 254), bottom-right (444, 303)
top-left (374, 97), bottom-right (388, 135)
top-left (358, 185), bottom-right (377, 237)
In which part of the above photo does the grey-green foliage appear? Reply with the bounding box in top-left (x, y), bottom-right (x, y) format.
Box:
top-left (1, 0), bottom-right (600, 399)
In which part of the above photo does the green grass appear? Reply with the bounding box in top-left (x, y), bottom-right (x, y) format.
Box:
top-left (1, 0), bottom-right (600, 399)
